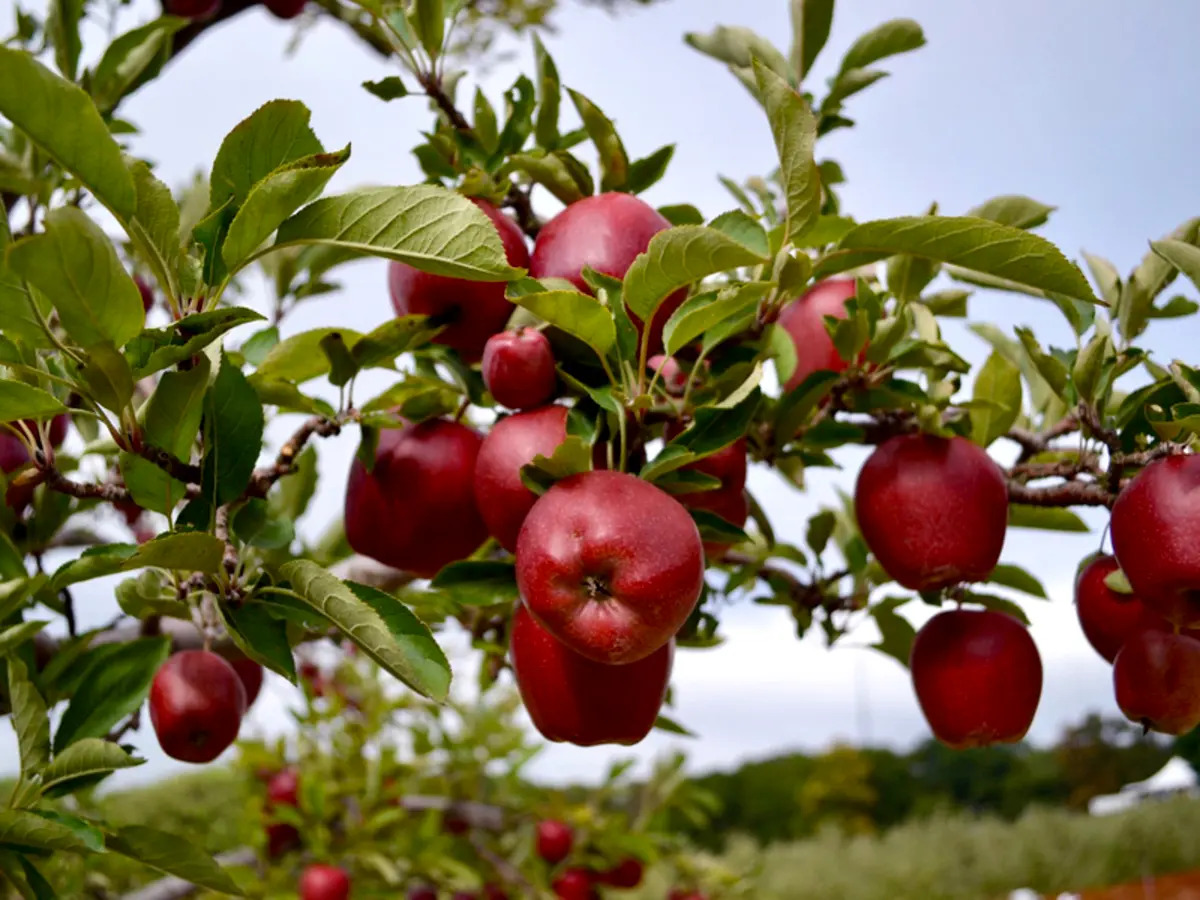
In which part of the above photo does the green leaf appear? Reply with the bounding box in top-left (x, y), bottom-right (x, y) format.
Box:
top-left (320, 332), bottom-right (357, 388)
top-left (1015, 327), bottom-right (1069, 397)
top-left (252, 326), bottom-right (364, 385)
top-left (125, 307), bottom-right (264, 379)
top-left (199, 353), bottom-right (265, 512)
top-left (806, 510), bottom-right (836, 557)
top-left (709, 211), bottom-right (769, 258)
top-left (626, 144), bottom-right (675, 195)
top-left (362, 76), bottom-right (408, 101)
top-left (0, 620), bottom-right (50, 657)
top-left (1149, 295), bottom-right (1200, 319)
top-left (753, 60), bottom-right (820, 242)
top-left (90, 16), bottom-right (187, 113)
top-left (839, 18), bottom-right (925, 73)
top-left (1118, 218), bottom-right (1200, 342)
top-left (835, 216), bottom-right (1097, 304)
top-left (107, 825), bottom-right (245, 896)
top-left (1073, 330), bottom-right (1114, 406)
top-left (144, 354), bottom-right (210, 463)
top-left (667, 387), bottom-right (762, 460)
top-left (967, 195), bottom-right (1055, 230)
top-left (231, 498), bottom-right (295, 550)
top-left (15, 855), bottom-right (56, 900)
top-left (270, 445), bottom-right (317, 522)
top-left (472, 88), bottom-right (498, 151)
top-left (221, 602), bottom-right (297, 683)
top-left (1082, 250), bottom-right (1121, 306)
top-left (658, 204), bottom-right (705, 227)
top-left (623, 226), bottom-right (768, 323)
top-left (351, 315), bottom-right (442, 369)
top-left (46, 0), bottom-right (83, 80)
top-left (790, 0), bottom-right (835, 81)
top-left (519, 434), bottom-right (593, 495)
top-left (208, 100), bottom-right (323, 214)
top-left (506, 151), bottom-right (592, 205)
top-left (40, 738), bottom-right (142, 797)
top-left (274, 186), bottom-right (523, 281)
top-left (78, 341), bottom-right (134, 413)
top-left (512, 290), bottom-right (614, 359)
top-left (567, 89), bottom-right (628, 192)
top-left (532, 33), bottom-right (561, 149)
top-left (0, 213), bottom-right (53, 349)
top-left (8, 654), bottom-right (50, 778)
top-left (1008, 504), bottom-right (1090, 532)
top-left (127, 159), bottom-right (183, 303)
top-left (0, 382), bottom-right (67, 421)
top-left (0, 810), bottom-right (99, 853)
top-left (773, 370), bottom-right (840, 443)
top-left (222, 146), bottom-right (351, 270)
top-left (414, 0), bottom-right (445, 58)
top-left (1104, 567), bottom-right (1134, 594)
top-left (970, 351), bottom-right (1022, 447)
top-left (240, 327), bottom-right (279, 366)
top-left (690, 508), bottom-right (749, 545)
top-left (663, 283), bottom-right (769, 358)
top-left (493, 74), bottom-right (536, 158)
top-left (120, 459), bottom-right (187, 516)
top-left (0, 47), bottom-right (136, 219)
top-left (53, 636), bottom-right (170, 752)
top-left (7, 207), bottom-right (145, 349)
top-left (430, 560), bottom-right (519, 607)
top-left (653, 714), bottom-right (697, 738)
top-left (870, 596), bottom-right (916, 668)
top-left (987, 563), bottom-right (1047, 599)
top-left (279, 561), bottom-right (451, 700)
top-left (1152, 239), bottom-right (1200, 296)
top-left (49, 534), bottom-right (226, 592)
top-left (684, 25), bottom-right (791, 79)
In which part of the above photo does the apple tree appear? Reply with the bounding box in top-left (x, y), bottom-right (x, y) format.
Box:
top-left (0, 0), bottom-right (1198, 896)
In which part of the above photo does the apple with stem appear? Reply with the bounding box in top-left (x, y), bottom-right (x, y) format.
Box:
top-left (1113, 628), bottom-right (1200, 735)
top-left (1075, 554), bottom-right (1165, 663)
top-left (149, 651), bottom-right (246, 763)
top-left (482, 328), bottom-right (557, 410)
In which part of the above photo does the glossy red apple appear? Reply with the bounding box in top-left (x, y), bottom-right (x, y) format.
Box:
top-left (530, 192), bottom-right (683, 354)
top-left (1111, 454), bottom-right (1200, 627)
top-left (264, 0), bottom-right (306, 18)
top-left (599, 858), bottom-right (644, 888)
top-left (299, 863), bottom-right (351, 900)
top-left (535, 819), bottom-right (573, 864)
top-left (510, 604), bottom-right (672, 746)
top-left (515, 469), bottom-right (704, 664)
top-left (1113, 628), bottom-right (1200, 735)
top-left (552, 867), bottom-right (597, 900)
top-left (345, 418), bottom-right (488, 578)
top-left (473, 405), bottom-right (568, 553)
top-left (648, 354), bottom-right (688, 395)
top-left (389, 198), bottom-right (529, 363)
top-left (910, 609), bottom-right (1042, 749)
top-left (149, 650), bottom-right (246, 763)
top-left (1075, 554), bottom-right (1164, 663)
top-left (777, 278), bottom-right (858, 392)
top-left (855, 434), bottom-right (1008, 591)
top-left (230, 658), bottom-right (264, 707)
top-left (482, 328), bottom-right (557, 410)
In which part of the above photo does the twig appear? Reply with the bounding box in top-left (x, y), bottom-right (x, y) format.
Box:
top-left (1007, 413), bottom-right (1080, 462)
top-left (246, 415), bottom-right (342, 497)
top-left (106, 709), bottom-right (141, 742)
top-left (1006, 479), bottom-right (1114, 508)
top-left (137, 444), bottom-right (203, 486)
top-left (42, 469), bottom-right (132, 504)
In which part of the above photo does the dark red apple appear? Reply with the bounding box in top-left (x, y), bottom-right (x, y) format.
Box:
top-left (389, 198), bottom-right (529, 363)
top-left (230, 658), bottom-right (264, 707)
top-left (345, 418), bottom-right (488, 579)
top-left (299, 863), bottom-right (351, 900)
top-left (510, 604), bottom-right (672, 747)
top-left (910, 609), bottom-right (1042, 749)
top-left (1111, 455), bottom-right (1200, 627)
top-left (535, 819), bottom-right (573, 864)
top-left (599, 858), bottom-right (644, 888)
top-left (266, 822), bottom-right (301, 858)
top-left (777, 278), bottom-right (858, 392)
top-left (515, 469), bottom-right (704, 664)
top-left (854, 434), bottom-right (1008, 591)
top-left (482, 884), bottom-right (509, 900)
top-left (149, 650), bottom-right (246, 763)
top-left (552, 867), bottom-right (597, 900)
top-left (1114, 628), bottom-right (1200, 735)
top-left (264, 0), bottom-right (306, 18)
top-left (648, 354), bottom-right (688, 395)
top-left (667, 892), bottom-right (707, 900)
top-left (407, 887), bottom-right (437, 900)
top-left (165, 0), bottom-right (220, 17)
top-left (473, 405), bottom-right (568, 553)
top-left (482, 328), bottom-right (557, 410)
top-left (266, 768), bottom-right (299, 808)
top-left (530, 192), bottom-right (683, 354)
top-left (134, 275), bottom-right (154, 313)
top-left (1075, 554), bottom-right (1164, 663)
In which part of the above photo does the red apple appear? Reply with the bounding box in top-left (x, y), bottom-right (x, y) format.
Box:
top-left (266, 822), bottom-right (301, 858)
top-left (407, 887), bottom-right (437, 900)
top-left (1075, 554), bottom-right (1164, 663)
top-left (510, 604), bottom-right (672, 746)
top-left (482, 328), bottom-right (557, 410)
top-left (599, 858), bottom-right (643, 888)
top-left (299, 864), bottom-right (351, 900)
top-left (910, 609), bottom-right (1042, 749)
top-left (149, 650), bottom-right (246, 763)
top-left (389, 198), bottom-right (529, 363)
top-left (535, 819), bottom-right (573, 864)
top-left (230, 658), bottom-right (264, 707)
top-left (530, 192), bottom-right (683, 354)
top-left (1111, 454), bottom-right (1200, 627)
top-left (264, 0), bottom-right (306, 18)
top-left (854, 434), bottom-right (1008, 591)
top-left (345, 418), bottom-right (488, 579)
top-left (648, 354), bottom-right (688, 395)
top-left (515, 469), bottom-right (704, 664)
top-left (134, 275), bottom-right (154, 313)
top-left (552, 867), bottom-right (597, 900)
top-left (266, 768), bottom-right (300, 808)
top-left (1114, 628), bottom-right (1200, 735)
top-left (777, 278), bottom-right (858, 392)
top-left (165, 0), bottom-right (220, 17)
top-left (473, 405), bottom-right (568, 553)
top-left (482, 885), bottom-right (509, 900)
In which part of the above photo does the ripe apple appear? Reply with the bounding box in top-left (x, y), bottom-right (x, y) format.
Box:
top-left (1075, 554), bottom-right (1164, 663)
top-left (148, 651), bottom-right (246, 763)
top-left (264, 0), bottom-right (306, 18)
top-left (165, 0), bottom-right (220, 17)
top-left (389, 198), bottom-right (529, 363)
top-left (266, 768), bottom-right (300, 808)
top-left (473, 405), bottom-right (568, 552)
top-left (230, 658), bottom-right (264, 707)
top-left (552, 867), bottom-right (597, 900)
top-left (299, 864), bottom-right (351, 900)
top-left (535, 819), bottom-right (573, 864)
top-left (648, 354), bottom-right (688, 395)
top-left (1113, 628), bottom-right (1200, 735)
top-left (910, 609), bottom-right (1042, 749)
top-left (266, 822), bottom-right (301, 858)
top-left (662, 427), bottom-right (750, 558)
top-left (599, 858), bottom-right (644, 888)
top-left (530, 192), bottom-right (683, 354)
top-left (777, 278), bottom-right (858, 392)
top-left (344, 418), bottom-right (488, 579)
top-left (482, 328), bottom-right (557, 410)
top-left (854, 434), bottom-right (1008, 591)
top-left (510, 604), bottom-right (672, 746)
top-left (515, 469), bottom-right (705, 664)
top-left (1111, 454), bottom-right (1200, 627)
top-left (407, 887), bottom-right (437, 900)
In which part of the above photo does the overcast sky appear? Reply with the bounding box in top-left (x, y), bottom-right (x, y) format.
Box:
top-left (3, 0), bottom-right (1200, 788)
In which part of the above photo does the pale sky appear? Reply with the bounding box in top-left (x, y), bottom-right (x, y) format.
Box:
top-left (3, 0), bottom-right (1200, 787)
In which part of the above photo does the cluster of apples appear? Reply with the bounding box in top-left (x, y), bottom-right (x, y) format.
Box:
top-left (529, 819), bottom-right (647, 899)
top-left (164, 0), bottom-right (305, 25)
top-left (148, 649), bottom-right (263, 762)
top-left (1075, 454), bottom-right (1200, 735)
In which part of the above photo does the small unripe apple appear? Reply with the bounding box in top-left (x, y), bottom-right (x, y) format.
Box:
top-left (344, 418), bottom-right (488, 578)
top-left (510, 604), bottom-right (672, 746)
top-left (389, 198), bottom-right (529, 363)
top-left (149, 650), bottom-right (246, 763)
top-left (516, 469), bottom-right (705, 664)
top-left (552, 867), bottom-right (597, 900)
top-left (910, 609), bottom-right (1042, 749)
top-left (1075, 554), bottom-right (1164, 663)
top-left (482, 328), bottom-right (557, 410)
top-left (777, 278), bottom-right (858, 392)
top-left (535, 819), bottom-right (573, 864)
top-left (1113, 628), bottom-right (1200, 735)
top-left (1111, 454), bottom-right (1200, 626)
top-left (473, 405), bottom-right (568, 552)
top-left (165, 0), bottom-right (220, 18)
top-left (230, 658), bottom-right (264, 707)
top-left (264, 0), bottom-right (306, 18)
top-left (648, 354), bottom-right (688, 395)
top-left (299, 863), bottom-right (351, 900)
top-left (599, 857), bottom-right (644, 888)
top-left (530, 192), bottom-right (683, 354)
top-left (855, 434), bottom-right (1008, 591)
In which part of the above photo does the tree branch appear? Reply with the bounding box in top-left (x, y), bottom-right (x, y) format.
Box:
top-left (1007, 414), bottom-right (1080, 462)
top-left (1006, 479), bottom-right (1114, 508)
top-left (42, 469), bottom-right (132, 504)
top-left (246, 415), bottom-right (342, 497)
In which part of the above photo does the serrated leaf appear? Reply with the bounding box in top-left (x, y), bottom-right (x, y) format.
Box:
top-left (90, 16), bottom-right (187, 113)
top-left (512, 290), bottom-right (614, 359)
top-left (252, 326), bottom-right (364, 385)
top-left (49, 533), bottom-right (226, 591)
top-left (0, 810), bottom-right (98, 853)
top-left (221, 602), bottom-right (297, 683)
top-left (507, 151), bottom-right (591, 205)
top-left (519, 434), bottom-right (593, 495)
top-left (125, 307), bottom-right (264, 378)
top-left (970, 351), bottom-right (1022, 447)
top-left (0, 382), bottom-right (67, 421)
top-left (208, 99), bottom-right (322, 214)
top-left (753, 60), bottom-right (820, 242)
top-left (1152, 239), bottom-right (1200, 296)
top-left (987, 563), bottom-right (1047, 599)
top-left (40, 738), bottom-right (142, 796)
top-left (708, 210), bottom-right (769, 258)
top-left (279, 560), bottom-right (451, 700)
top-left (663, 284), bottom-right (768, 358)
top-left (78, 341), bottom-right (134, 413)
top-left (107, 826), bottom-right (245, 896)
top-left (967, 194), bottom-right (1055, 230)
top-left (1008, 505), bottom-right (1089, 532)
top-left (197, 353), bottom-right (264, 515)
top-left (351, 315), bottom-right (442, 369)
top-left (8, 654), bottom-right (50, 778)
top-left (430, 560), bottom-right (519, 607)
